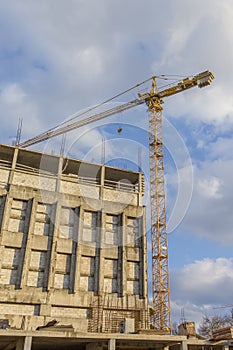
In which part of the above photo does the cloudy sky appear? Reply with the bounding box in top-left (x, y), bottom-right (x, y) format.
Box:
top-left (0, 0), bottom-right (233, 328)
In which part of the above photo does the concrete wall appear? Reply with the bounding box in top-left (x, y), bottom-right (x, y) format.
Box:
top-left (0, 144), bottom-right (148, 333)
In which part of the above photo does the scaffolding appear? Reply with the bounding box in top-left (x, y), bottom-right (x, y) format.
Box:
top-left (88, 294), bottom-right (150, 333)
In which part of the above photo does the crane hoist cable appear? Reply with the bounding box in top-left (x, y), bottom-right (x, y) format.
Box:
top-left (18, 71), bottom-right (212, 149)
top-left (38, 75), bottom-right (154, 135)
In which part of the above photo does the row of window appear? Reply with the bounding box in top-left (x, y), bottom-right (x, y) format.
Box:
top-left (0, 197), bottom-right (143, 295)
top-left (1, 247), bottom-right (140, 294)
top-left (1, 198), bottom-right (141, 246)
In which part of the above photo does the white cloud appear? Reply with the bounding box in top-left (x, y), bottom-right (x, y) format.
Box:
top-left (171, 300), bottom-right (210, 328)
top-left (153, 0), bottom-right (233, 126)
top-left (198, 177), bottom-right (222, 199)
top-left (1, 83), bottom-right (26, 104)
top-left (0, 83), bottom-right (41, 143)
top-left (171, 258), bottom-right (233, 305)
top-left (0, 0), bottom-right (232, 145)
top-left (180, 159), bottom-right (233, 245)
top-left (171, 258), bottom-right (233, 323)
top-left (207, 137), bottom-right (233, 161)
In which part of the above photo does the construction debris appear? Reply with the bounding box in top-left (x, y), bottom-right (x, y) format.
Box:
top-left (212, 326), bottom-right (233, 340)
top-left (36, 319), bottom-right (74, 332)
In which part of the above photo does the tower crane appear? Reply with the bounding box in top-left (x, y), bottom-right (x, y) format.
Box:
top-left (18, 70), bottom-right (214, 332)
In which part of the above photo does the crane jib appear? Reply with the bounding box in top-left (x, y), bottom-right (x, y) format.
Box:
top-left (19, 70), bottom-right (214, 149)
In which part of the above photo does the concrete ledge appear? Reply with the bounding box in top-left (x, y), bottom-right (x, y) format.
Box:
top-left (0, 329), bottom-right (188, 341)
top-left (0, 329), bottom-right (221, 350)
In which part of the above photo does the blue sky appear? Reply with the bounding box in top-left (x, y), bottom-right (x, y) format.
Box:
top-left (0, 0), bottom-right (233, 327)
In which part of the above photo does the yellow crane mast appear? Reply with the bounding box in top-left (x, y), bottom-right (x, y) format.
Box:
top-left (19, 70), bottom-right (214, 332)
top-left (140, 71), bottom-right (214, 331)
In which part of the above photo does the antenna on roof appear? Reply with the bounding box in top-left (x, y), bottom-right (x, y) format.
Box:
top-left (14, 117), bottom-right (23, 146)
top-left (138, 146), bottom-right (142, 172)
top-left (180, 307), bottom-right (186, 324)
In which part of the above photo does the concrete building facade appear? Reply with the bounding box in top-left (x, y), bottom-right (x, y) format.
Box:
top-left (1, 144), bottom-right (230, 350)
top-left (0, 144), bottom-right (149, 335)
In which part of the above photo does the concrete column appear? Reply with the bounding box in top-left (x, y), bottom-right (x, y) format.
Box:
top-left (23, 337), bottom-right (32, 350)
top-left (138, 215), bottom-right (144, 298)
top-left (0, 147), bottom-right (18, 271)
top-left (223, 344), bottom-right (229, 350)
top-left (121, 212), bottom-right (127, 296)
top-left (138, 172), bottom-right (142, 206)
top-left (69, 206), bottom-right (80, 293)
top-left (180, 340), bottom-right (188, 350)
top-left (47, 201), bottom-right (60, 290)
top-left (100, 164), bottom-right (105, 203)
top-left (94, 210), bottom-right (102, 294)
top-left (7, 147), bottom-right (19, 186)
top-left (142, 206), bottom-right (148, 300)
top-left (16, 337), bottom-right (32, 350)
top-left (56, 156), bottom-right (63, 192)
top-left (19, 198), bottom-right (36, 288)
top-left (98, 211), bottom-right (105, 294)
top-left (0, 195), bottom-right (13, 273)
top-left (0, 195), bottom-right (13, 231)
top-left (99, 212), bottom-right (106, 295)
top-left (108, 338), bottom-right (116, 350)
top-left (46, 156), bottom-right (63, 289)
top-left (44, 201), bottom-right (58, 290)
top-left (74, 206), bottom-right (83, 292)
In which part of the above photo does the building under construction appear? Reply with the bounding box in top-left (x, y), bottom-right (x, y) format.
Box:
top-left (0, 143), bottom-right (231, 350)
top-left (0, 143), bottom-right (149, 348)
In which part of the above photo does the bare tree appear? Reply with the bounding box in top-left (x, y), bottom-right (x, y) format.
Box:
top-left (198, 310), bottom-right (233, 338)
